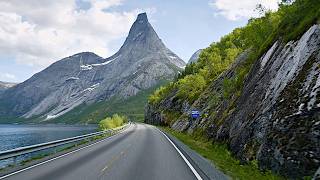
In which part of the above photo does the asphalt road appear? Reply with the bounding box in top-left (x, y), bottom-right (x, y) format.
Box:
top-left (2, 123), bottom-right (199, 180)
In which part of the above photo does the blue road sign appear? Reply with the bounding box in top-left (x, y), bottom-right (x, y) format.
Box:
top-left (191, 110), bottom-right (200, 119)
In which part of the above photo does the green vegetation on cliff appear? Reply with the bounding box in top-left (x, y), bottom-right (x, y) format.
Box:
top-left (149, 0), bottom-right (320, 106)
top-left (147, 0), bottom-right (320, 178)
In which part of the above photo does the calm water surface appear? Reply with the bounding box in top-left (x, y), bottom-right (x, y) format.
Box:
top-left (0, 124), bottom-right (97, 168)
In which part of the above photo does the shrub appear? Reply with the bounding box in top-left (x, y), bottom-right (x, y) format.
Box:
top-left (177, 74), bottom-right (206, 102)
top-left (99, 114), bottom-right (128, 130)
top-left (148, 82), bottom-right (175, 105)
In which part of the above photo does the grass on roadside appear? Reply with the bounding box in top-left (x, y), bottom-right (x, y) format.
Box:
top-left (161, 127), bottom-right (284, 180)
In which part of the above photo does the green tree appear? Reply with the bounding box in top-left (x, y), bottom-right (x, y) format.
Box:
top-left (99, 114), bottom-right (128, 130)
top-left (177, 74), bottom-right (206, 102)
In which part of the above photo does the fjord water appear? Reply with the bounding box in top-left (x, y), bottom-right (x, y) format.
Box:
top-left (0, 124), bottom-right (97, 168)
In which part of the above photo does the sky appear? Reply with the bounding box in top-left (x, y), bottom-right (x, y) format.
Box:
top-left (0, 0), bottom-right (280, 83)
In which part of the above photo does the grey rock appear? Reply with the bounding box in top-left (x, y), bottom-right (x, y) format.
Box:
top-left (313, 167), bottom-right (320, 180)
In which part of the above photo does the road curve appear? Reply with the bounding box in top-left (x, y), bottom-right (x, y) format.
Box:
top-left (2, 123), bottom-right (198, 180)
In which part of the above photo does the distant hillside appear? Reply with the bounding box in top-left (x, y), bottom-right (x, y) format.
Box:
top-left (0, 81), bottom-right (17, 93)
top-left (0, 81), bottom-right (16, 88)
top-left (187, 49), bottom-right (203, 64)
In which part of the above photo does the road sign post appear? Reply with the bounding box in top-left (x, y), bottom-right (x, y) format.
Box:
top-left (191, 110), bottom-right (200, 119)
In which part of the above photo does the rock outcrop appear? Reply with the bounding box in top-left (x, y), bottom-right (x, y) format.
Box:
top-left (0, 13), bottom-right (185, 122)
top-left (145, 24), bottom-right (320, 178)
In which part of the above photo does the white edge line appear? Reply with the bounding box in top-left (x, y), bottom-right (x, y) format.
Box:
top-left (0, 123), bottom-right (132, 180)
top-left (157, 128), bottom-right (203, 180)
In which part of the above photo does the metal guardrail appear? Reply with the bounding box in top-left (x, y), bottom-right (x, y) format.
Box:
top-left (0, 123), bottom-right (130, 162)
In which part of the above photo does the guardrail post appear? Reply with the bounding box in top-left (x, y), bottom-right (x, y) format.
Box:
top-left (0, 125), bottom-right (130, 163)
top-left (13, 156), bottom-right (17, 165)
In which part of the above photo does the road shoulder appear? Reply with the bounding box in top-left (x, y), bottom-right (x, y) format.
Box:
top-left (160, 129), bottom-right (230, 180)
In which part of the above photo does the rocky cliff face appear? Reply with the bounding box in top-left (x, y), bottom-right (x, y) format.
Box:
top-left (145, 24), bottom-right (320, 178)
top-left (0, 13), bottom-right (185, 122)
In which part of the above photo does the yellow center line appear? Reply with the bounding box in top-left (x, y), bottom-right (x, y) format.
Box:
top-left (100, 144), bottom-right (132, 174)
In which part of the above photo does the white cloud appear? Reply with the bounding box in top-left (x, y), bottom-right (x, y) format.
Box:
top-left (0, 0), bottom-right (152, 68)
top-left (1, 73), bottom-right (16, 80)
top-left (209, 0), bottom-right (280, 21)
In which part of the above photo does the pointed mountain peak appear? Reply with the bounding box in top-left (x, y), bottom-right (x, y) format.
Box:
top-left (127, 12), bottom-right (155, 41)
top-left (113, 12), bottom-right (185, 67)
top-left (136, 12), bottom-right (148, 22)
top-left (117, 13), bottom-right (165, 54)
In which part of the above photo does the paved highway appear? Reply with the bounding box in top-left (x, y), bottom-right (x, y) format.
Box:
top-left (2, 123), bottom-right (201, 180)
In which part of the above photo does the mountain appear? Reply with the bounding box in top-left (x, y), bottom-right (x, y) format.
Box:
top-left (0, 13), bottom-right (185, 123)
top-left (188, 49), bottom-right (202, 64)
top-left (0, 81), bottom-right (16, 90)
top-left (0, 81), bottom-right (16, 94)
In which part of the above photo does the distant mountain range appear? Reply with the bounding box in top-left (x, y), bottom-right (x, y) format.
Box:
top-left (0, 81), bottom-right (16, 89)
top-left (0, 81), bottom-right (16, 94)
top-left (188, 49), bottom-right (203, 64)
top-left (0, 13), bottom-right (185, 123)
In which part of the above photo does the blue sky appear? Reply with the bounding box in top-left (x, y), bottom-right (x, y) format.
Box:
top-left (113, 0), bottom-right (247, 60)
top-left (0, 0), bottom-right (279, 83)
